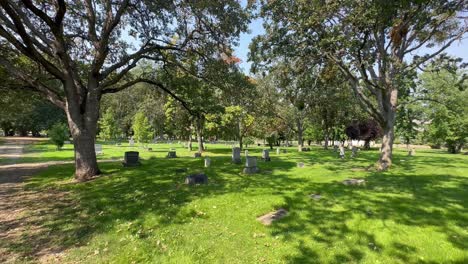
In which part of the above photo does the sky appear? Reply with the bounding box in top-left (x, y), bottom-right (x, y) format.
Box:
top-left (233, 18), bottom-right (468, 74)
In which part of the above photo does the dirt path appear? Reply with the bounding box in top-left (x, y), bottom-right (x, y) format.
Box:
top-left (0, 138), bottom-right (71, 263)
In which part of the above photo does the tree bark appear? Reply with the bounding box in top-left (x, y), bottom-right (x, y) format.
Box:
top-left (188, 135), bottom-right (193, 151)
top-left (195, 118), bottom-right (204, 153)
top-left (65, 82), bottom-right (101, 181)
top-left (378, 125), bottom-right (394, 170)
top-left (323, 130), bottom-right (329, 150)
top-left (72, 130), bottom-right (100, 181)
top-left (297, 119), bottom-right (304, 152)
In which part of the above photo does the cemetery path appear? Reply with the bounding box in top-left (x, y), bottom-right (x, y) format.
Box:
top-left (0, 138), bottom-right (119, 263)
top-left (0, 138), bottom-right (67, 263)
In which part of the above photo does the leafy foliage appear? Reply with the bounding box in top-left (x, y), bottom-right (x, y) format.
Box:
top-left (98, 110), bottom-right (122, 141)
top-left (48, 123), bottom-right (69, 150)
top-left (132, 112), bottom-right (153, 145)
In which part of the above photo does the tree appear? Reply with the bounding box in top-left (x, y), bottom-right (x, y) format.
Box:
top-left (252, 0), bottom-right (467, 170)
top-left (345, 120), bottom-right (383, 149)
top-left (222, 105), bottom-right (255, 150)
top-left (98, 110), bottom-right (121, 142)
top-left (0, 0), bottom-right (250, 180)
top-left (48, 123), bottom-right (68, 150)
top-left (420, 65), bottom-right (468, 153)
top-left (132, 112), bottom-right (153, 146)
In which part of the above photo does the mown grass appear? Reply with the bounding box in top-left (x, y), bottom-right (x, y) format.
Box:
top-left (4, 142), bottom-right (468, 263)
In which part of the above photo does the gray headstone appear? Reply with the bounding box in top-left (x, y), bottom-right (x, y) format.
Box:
top-left (342, 178), bottom-right (366, 186)
top-left (166, 151), bottom-right (177, 158)
top-left (193, 152), bottom-right (202, 158)
top-left (232, 147), bottom-right (241, 164)
top-left (408, 148), bottom-right (416, 156)
top-left (129, 138), bottom-right (135, 147)
top-left (204, 158), bottom-right (211, 168)
top-left (123, 151), bottom-right (140, 167)
top-left (297, 162), bottom-right (305, 168)
top-left (257, 208), bottom-right (288, 225)
top-left (262, 149), bottom-right (271, 161)
top-left (95, 144), bottom-right (103, 155)
top-left (185, 173), bottom-right (208, 185)
top-left (243, 156), bottom-right (259, 174)
top-left (309, 194), bottom-right (322, 200)
top-left (351, 146), bottom-right (358, 158)
top-left (276, 148), bottom-right (280, 155)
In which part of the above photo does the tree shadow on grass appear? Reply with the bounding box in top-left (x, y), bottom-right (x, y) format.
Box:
top-left (267, 171), bottom-right (468, 263)
top-left (3, 154), bottom-right (302, 261)
top-left (2, 148), bottom-right (467, 263)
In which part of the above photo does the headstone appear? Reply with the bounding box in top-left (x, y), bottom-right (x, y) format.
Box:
top-left (339, 145), bottom-right (345, 159)
top-left (262, 149), bottom-right (271, 161)
top-left (232, 147), bottom-right (241, 164)
top-left (204, 158), bottom-right (211, 168)
top-left (351, 146), bottom-right (358, 158)
top-left (282, 149), bottom-right (288, 154)
top-left (245, 150), bottom-right (249, 157)
top-left (257, 208), bottom-right (288, 225)
top-left (243, 156), bottom-right (259, 174)
top-left (309, 194), bottom-right (322, 200)
top-left (185, 173), bottom-right (208, 185)
top-left (193, 152), bottom-right (202, 158)
top-left (408, 148), bottom-right (416, 156)
top-left (147, 147), bottom-right (152, 151)
top-left (129, 137), bottom-right (135, 147)
top-left (333, 145), bottom-right (339, 152)
top-left (123, 151), bottom-right (140, 167)
top-left (342, 178), bottom-right (366, 186)
top-left (95, 144), bottom-right (103, 155)
top-left (297, 162), bottom-right (305, 168)
top-left (276, 148), bottom-right (280, 155)
top-left (166, 151), bottom-right (177, 158)
top-left (64, 140), bottom-right (71, 144)
top-left (301, 147), bottom-right (310, 152)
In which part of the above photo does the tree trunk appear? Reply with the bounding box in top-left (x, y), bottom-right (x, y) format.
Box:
top-left (378, 105), bottom-right (396, 171)
top-left (364, 140), bottom-right (371, 150)
top-left (65, 83), bottom-right (101, 181)
top-left (297, 119), bottom-right (303, 152)
top-left (188, 135), bottom-right (192, 151)
top-left (324, 132), bottom-right (329, 150)
top-left (72, 131), bottom-right (100, 181)
top-left (377, 86), bottom-right (398, 171)
top-left (239, 135), bottom-right (243, 151)
top-left (197, 132), bottom-right (204, 153)
top-left (196, 118), bottom-right (204, 153)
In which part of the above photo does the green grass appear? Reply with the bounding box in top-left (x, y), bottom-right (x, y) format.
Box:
top-left (5, 142), bottom-right (468, 263)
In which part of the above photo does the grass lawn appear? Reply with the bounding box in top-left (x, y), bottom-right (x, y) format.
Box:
top-left (4, 142), bottom-right (468, 263)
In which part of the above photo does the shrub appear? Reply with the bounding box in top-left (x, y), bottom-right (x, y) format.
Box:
top-left (48, 123), bottom-right (69, 150)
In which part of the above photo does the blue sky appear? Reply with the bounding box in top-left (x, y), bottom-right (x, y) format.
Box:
top-left (233, 19), bottom-right (468, 74)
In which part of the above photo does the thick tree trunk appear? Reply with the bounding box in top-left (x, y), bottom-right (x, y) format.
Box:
top-left (72, 131), bottom-right (100, 181)
top-left (377, 91), bottom-right (397, 171)
top-left (65, 82), bottom-right (101, 181)
top-left (378, 125), bottom-right (394, 170)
